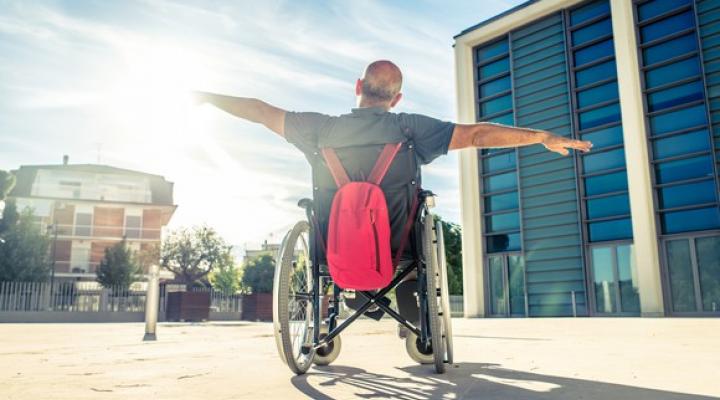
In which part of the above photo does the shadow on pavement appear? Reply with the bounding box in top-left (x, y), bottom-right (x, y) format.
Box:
top-left (291, 363), bottom-right (718, 400)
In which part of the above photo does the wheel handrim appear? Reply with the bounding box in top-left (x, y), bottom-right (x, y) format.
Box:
top-left (286, 231), bottom-right (313, 366)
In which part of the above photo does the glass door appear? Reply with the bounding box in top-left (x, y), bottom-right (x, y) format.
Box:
top-left (665, 235), bottom-right (720, 314)
top-left (590, 244), bottom-right (640, 315)
top-left (488, 254), bottom-right (527, 317)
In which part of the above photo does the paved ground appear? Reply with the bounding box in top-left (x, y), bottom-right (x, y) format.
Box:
top-left (1, 318), bottom-right (718, 400)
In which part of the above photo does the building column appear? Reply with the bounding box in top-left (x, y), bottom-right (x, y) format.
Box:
top-left (610, 0), bottom-right (665, 317)
top-left (455, 43), bottom-right (486, 317)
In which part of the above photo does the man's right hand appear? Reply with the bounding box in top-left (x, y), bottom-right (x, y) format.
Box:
top-left (191, 91), bottom-right (210, 105)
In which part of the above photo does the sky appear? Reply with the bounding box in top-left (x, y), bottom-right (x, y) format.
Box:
top-left (0, 0), bottom-right (524, 253)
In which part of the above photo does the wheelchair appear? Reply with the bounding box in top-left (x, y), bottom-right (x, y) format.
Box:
top-left (272, 189), bottom-right (454, 375)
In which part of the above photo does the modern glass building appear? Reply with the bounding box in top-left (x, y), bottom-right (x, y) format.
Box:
top-left (454, 0), bottom-right (720, 317)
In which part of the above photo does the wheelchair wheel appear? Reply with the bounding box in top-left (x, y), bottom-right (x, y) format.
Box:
top-left (405, 331), bottom-right (433, 364)
top-left (273, 220), bottom-right (315, 375)
top-left (423, 214), bottom-right (446, 373)
top-left (313, 330), bottom-right (342, 366)
top-left (435, 220), bottom-right (454, 365)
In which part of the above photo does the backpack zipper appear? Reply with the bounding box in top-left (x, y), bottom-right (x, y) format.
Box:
top-left (370, 210), bottom-right (380, 273)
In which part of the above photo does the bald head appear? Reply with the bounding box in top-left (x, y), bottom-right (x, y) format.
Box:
top-left (358, 60), bottom-right (403, 108)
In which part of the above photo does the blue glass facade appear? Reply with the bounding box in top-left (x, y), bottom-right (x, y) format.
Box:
top-left (470, 0), bottom-right (720, 317)
top-left (634, 0), bottom-right (720, 235)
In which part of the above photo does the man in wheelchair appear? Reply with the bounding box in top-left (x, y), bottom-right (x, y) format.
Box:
top-left (195, 60), bottom-right (591, 374)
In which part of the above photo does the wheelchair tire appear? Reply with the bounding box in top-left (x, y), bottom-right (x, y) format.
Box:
top-left (423, 214), bottom-right (446, 373)
top-left (313, 331), bottom-right (342, 366)
top-left (435, 220), bottom-right (454, 365)
top-left (273, 220), bottom-right (315, 375)
top-left (405, 331), bottom-right (433, 364)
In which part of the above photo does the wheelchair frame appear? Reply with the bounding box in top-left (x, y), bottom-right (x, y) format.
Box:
top-left (273, 190), bottom-right (451, 375)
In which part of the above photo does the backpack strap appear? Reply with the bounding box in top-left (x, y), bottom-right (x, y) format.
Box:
top-left (367, 143), bottom-right (403, 185)
top-left (321, 147), bottom-right (351, 188)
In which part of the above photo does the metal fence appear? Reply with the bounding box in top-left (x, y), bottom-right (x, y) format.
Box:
top-left (0, 281), bottom-right (243, 314)
top-left (450, 295), bottom-right (464, 317)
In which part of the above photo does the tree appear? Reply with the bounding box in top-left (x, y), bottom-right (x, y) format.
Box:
top-left (209, 252), bottom-right (241, 294)
top-left (0, 170), bottom-right (15, 201)
top-left (0, 199), bottom-right (19, 235)
top-left (0, 208), bottom-right (51, 282)
top-left (96, 239), bottom-right (141, 292)
top-left (241, 254), bottom-right (275, 294)
top-left (160, 225), bottom-right (232, 286)
top-left (435, 215), bottom-right (463, 295)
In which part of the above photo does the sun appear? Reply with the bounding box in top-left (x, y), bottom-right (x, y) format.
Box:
top-left (103, 44), bottom-right (213, 149)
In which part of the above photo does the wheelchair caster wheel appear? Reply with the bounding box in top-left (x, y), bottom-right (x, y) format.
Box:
top-left (405, 332), bottom-right (433, 365)
top-left (313, 333), bottom-right (342, 366)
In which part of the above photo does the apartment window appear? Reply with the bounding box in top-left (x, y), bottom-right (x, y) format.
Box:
top-left (74, 213), bottom-right (92, 237)
top-left (567, 0), bottom-right (633, 243)
top-left (634, 0), bottom-right (720, 235)
top-left (590, 244), bottom-right (640, 314)
top-left (665, 235), bottom-right (720, 313)
top-left (488, 254), bottom-right (527, 316)
top-left (125, 215), bottom-right (141, 239)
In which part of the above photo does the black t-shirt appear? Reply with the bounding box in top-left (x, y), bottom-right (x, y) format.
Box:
top-left (284, 106), bottom-right (455, 262)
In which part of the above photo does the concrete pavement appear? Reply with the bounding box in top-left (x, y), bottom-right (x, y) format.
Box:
top-left (1, 318), bottom-right (718, 399)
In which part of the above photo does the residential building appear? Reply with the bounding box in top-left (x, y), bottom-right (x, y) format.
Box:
top-left (454, 0), bottom-right (720, 317)
top-left (7, 157), bottom-right (176, 281)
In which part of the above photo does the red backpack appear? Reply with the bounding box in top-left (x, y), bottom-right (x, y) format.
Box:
top-left (320, 143), bottom-right (402, 290)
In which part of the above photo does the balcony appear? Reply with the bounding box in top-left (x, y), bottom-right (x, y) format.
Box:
top-left (49, 223), bottom-right (162, 240)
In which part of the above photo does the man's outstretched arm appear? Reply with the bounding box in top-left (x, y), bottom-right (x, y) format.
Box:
top-left (448, 123), bottom-right (592, 156)
top-left (193, 91), bottom-right (286, 137)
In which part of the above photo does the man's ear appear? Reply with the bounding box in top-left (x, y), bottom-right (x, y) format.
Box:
top-left (355, 79), bottom-right (363, 96)
top-left (389, 92), bottom-right (403, 108)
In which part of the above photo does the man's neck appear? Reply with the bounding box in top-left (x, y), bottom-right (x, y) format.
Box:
top-left (357, 98), bottom-right (391, 111)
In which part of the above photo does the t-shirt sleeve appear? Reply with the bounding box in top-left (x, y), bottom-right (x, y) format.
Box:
top-left (284, 111), bottom-right (333, 155)
top-left (398, 113), bottom-right (456, 165)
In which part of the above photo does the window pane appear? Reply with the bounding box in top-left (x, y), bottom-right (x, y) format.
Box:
top-left (489, 256), bottom-right (506, 315)
top-left (125, 215), bottom-right (141, 239)
top-left (643, 33), bottom-right (698, 66)
top-left (574, 39), bottom-right (615, 67)
top-left (479, 57), bottom-right (509, 80)
top-left (589, 218), bottom-right (633, 242)
top-left (75, 213), bottom-right (92, 237)
top-left (570, 0), bottom-right (610, 25)
top-left (695, 236), bottom-right (720, 312)
top-left (484, 191), bottom-right (519, 212)
top-left (658, 179), bottom-right (718, 209)
top-left (484, 171), bottom-right (517, 192)
top-left (480, 95), bottom-right (512, 116)
top-left (617, 245), bottom-right (640, 313)
top-left (487, 232), bottom-right (521, 253)
top-left (645, 56), bottom-right (701, 88)
top-left (582, 148), bottom-right (626, 173)
top-left (638, 0), bottom-right (692, 22)
top-left (652, 129), bottom-right (711, 158)
top-left (581, 124), bottom-right (623, 150)
top-left (484, 112), bottom-right (514, 125)
top-left (584, 170), bottom-right (629, 196)
top-left (576, 60), bottom-right (616, 87)
top-left (579, 102), bottom-right (621, 130)
top-left (508, 255), bottom-right (526, 316)
top-left (577, 81), bottom-right (618, 109)
top-left (477, 40), bottom-right (508, 60)
top-left (572, 17), bottom-right (612, 46)
top-left (485, 212), bottom-right (519, 233)
top-left (655, 155), bottom-right (713, 184)
top-left (647, 80), bottom-right (704, 112)
top-left (587, 193), bottom-right (630, 219)
top-left (666, 239), bottom-right (697, 312)
top-left (662, 207), bottom-right (720, 234)
top-left (480, 76), bottom-right (511, 97)
top-left (640, 10), bottom-right (695, 44)
top-left (591, 247), bottom-right (616, 313)
top-left (649, 104), bottom-right (708, 136)
top-left (483, 151), bottom-right (516, 172)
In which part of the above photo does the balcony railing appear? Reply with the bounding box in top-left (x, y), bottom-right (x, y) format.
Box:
top-left (49, 223), bottom-right (161, 240)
